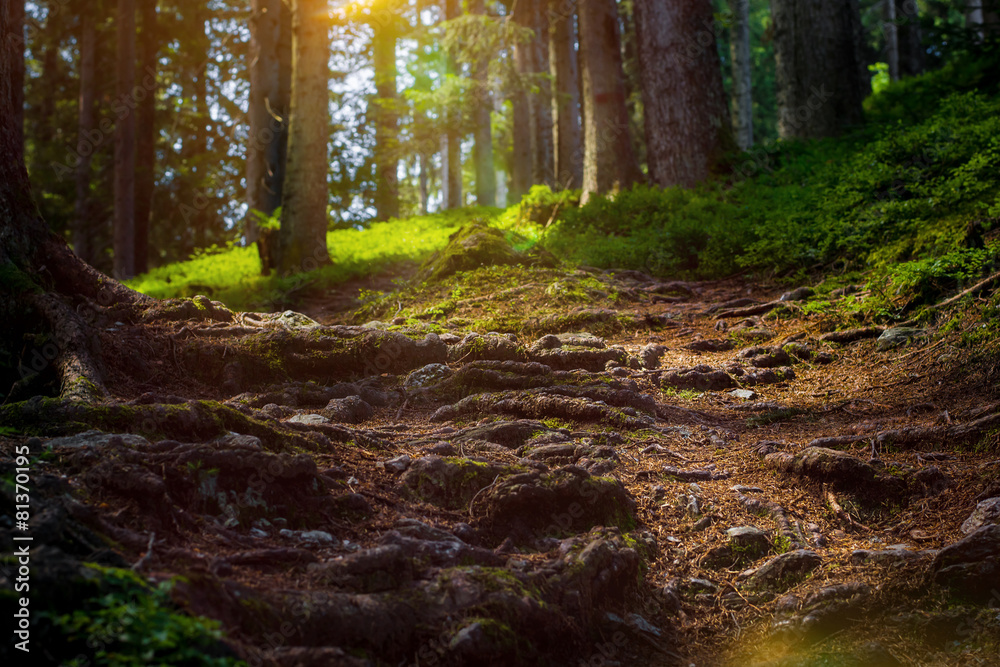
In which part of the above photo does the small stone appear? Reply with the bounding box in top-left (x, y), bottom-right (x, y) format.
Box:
top-left (639, 344), bottom-right (668, 370)
top-left (404, 363), bottom-right (453, 389)
top-left (383, 454), bottom-right (412, 475)
top-left (877, 327), bottom-right (926, 350)
top-left (746, 550), bottom-right (822, 591)
top-left (325, 396), bottom-right (374, 424)
top-left (691, 516), bottom-right (713, 532)
top-left (288, 413), bottom-right (330, 425)
top-left (249, 528), bottom-right (269, 539)
top-left (961, 497), bottom-right (1000, 535)
top-left (780, 287), bottom-right (814, 302)
top-left (298, 530), bottom-right (337, 545)
top-left (729, 389), bottom-right (758, 400)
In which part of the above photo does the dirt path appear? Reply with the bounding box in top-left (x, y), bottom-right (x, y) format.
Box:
top-left (3, 265), bottom-right (999, 667)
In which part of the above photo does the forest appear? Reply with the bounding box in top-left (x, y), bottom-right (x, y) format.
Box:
top-left (2, 0), bottom-right (1000, 665)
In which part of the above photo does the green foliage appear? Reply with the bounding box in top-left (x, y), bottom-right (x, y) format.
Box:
top-left (543, 184), bottom-right (752, 279)
top-left (50, 567), bottom-right (242, 667)
top-left (541, 57), bottom-right (1000, 284)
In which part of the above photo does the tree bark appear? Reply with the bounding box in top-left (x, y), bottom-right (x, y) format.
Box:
top-left (509, 0), bottom-right (534, 204)
top-left (4, 0), bottom-right (24, 165)
top-left (730, 0), bottom-right (753, 151)
top-left (114, 0), bottom-right (137, 280)
top-left (134, 0), bottom-right (157, 274)
top-left (883, 0), bottom-right (899, 81)
top-left (530, 0), bottom-right (555, 188)
top-left (771, 0), bottom-right (868, 140)
top-left (634, 0), bottom-right (730, 188)
top-left (2, 6), bottom-right (152, 401)
top-left (247, 0), bottom-right (288, 243)
top-left (277, 0), bottom-right (332, 275)
top-left (440, 0), bottom-right (462, 209)
top-left (372, 14), bottom-right (400, 220)
top-left (192, 6), bottom-right (210, 251)
top-left (470, 0), bottom-right (496, 207)
top-left (549, 0), bottom-right (583, 189)
top-left (578, 0), bottom-right (642, 203)
top-left (896, 0), bottom-right (924, 78)
top-left (73, 14), bottom-right (97, 267)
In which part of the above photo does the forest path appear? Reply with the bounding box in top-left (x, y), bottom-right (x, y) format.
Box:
top-left (4, 262), bottom-right (999, 666)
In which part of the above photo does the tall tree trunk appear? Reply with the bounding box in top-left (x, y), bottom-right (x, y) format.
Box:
top-left (896, 0), bottom-right (924, 77)
top-left (440, 0), bottom-right (462, 209)
top-left (730, 0), bottom-right (753, 151)
top-left (883, 0), bottom-right (899, 81)
top-left (247, 0), bottom-right (283, 241)
top-left (192, 8), bottom-right (210, 251)
top-left (372, 16), bottom-right (400, 220)
top-left (771, 0), bottom-right (868, 140)
top-left (114, 0), bottom-right (136, 280)
top-left (134, 0), bottom-right (157, 274)
top-left (277, 0), bottom-right (331, 276)
top-left (73, 15), bottom-right (97, 267)
top-left (549, 0), bottom-right (583, 189)
top-left (530, 0), bottom-right (555, 187)
top-left (509, 0), bottom-right (534, 204)
top-left (470, 0), bottom-right (496, 207)
top-left (634, 0), bottom-right (730, 188)
top-left (578, 0), bottom-right (642, 203)
top-left (418, 152), bottom-right (430, 214)
top-left (966, 1), bottom-right (985, 40)
top-left (4, 0), bottom-right (24, 165)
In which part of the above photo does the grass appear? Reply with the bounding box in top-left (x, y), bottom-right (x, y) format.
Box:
top-left (127, 208), bottom-right (499, 311)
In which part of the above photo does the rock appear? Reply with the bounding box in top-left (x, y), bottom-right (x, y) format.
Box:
top-left (401, 456), bottom-right (513, 511)
top-left (932, 525), bottom-right (1000, 602)
top-left (745, 550), bottom-right (822, 591)
top-left (287, 413), bottom-right (330, 426)
top-left (324, 396), bottom-right (373, 424)
top-left (661, 365), bottom-right (736, 391)
top-left (383, 455), bottom-right (412, 474)
top-left (961, 497), bottom-right (1000, 534)
top-left (419, 223), bottom-right (524, 281)
top-left (876, 327), bottom-right (926, 350)
top-left (740, 367), bottom-right (795, 386)
top-left (729, 389), bottom-right (758, 400)
top-left (639, 344), bottom-right (668, 369)
top-left (819, 327), bottom-right (884, 344)
top-left (702, 527), bottom-right (771, 569)
top-left (476, 466), bottom-right (637, 544)
top-left (44, 430), bottom-right (150, 450)
top-left (911, 465), bottom-right (951, 497)
top-left (780, 286), bottom-right (814, 302)
top-left (405, 363), bottom-right (453, 389)
top-left (743, 348), bottom-right (792, 368)
top-left (850, 546), bottom-right (930, 566)
top-left (727, 526), bottom-right (771, 554)
top-left (279, 529), bottom-right (337, 546)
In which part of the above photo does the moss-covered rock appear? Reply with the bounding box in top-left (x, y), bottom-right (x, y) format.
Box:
top-left (418, 223), bottom-right (526, 282)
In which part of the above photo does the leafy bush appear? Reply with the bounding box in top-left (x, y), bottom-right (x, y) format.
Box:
top-left (49, 567), bottom-right (242, 667)
top-left (543, 184), bottom-right (752, 279)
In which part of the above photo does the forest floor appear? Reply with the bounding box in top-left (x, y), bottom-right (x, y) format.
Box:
top-left (4, 238), bottom-right (1000, 666)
